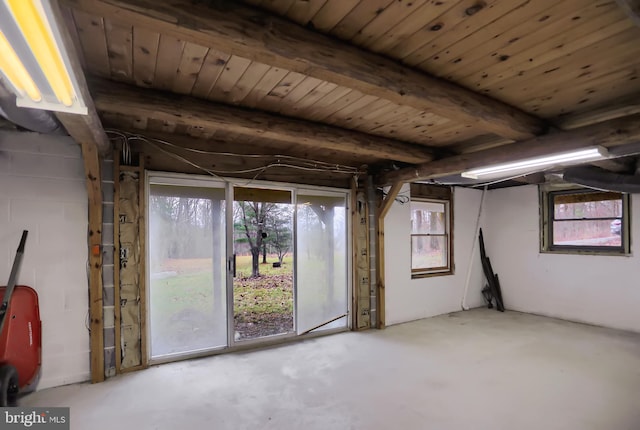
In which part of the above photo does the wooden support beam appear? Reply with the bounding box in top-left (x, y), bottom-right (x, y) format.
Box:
top-left (91, 79), bottom-right (435, 164)
top-left (50, 1), bottom-right (110, 154)
top-left (80, 141), bottom-right (105, 383)
top-left (556, 93), bottom-right (640, 130)
top-left (378, 114), bottom-right (640, 185)
top-left (376, 181), bottom-right (403, 329)
top-left (350, 177), bottom-right (359, 331)
top-left (113, 145), bottom-right (122, 374)
top-left (50, 0), bottom-right (107, 383)
top-left (616, 0), bottom-right (640, 27)
top-left (127, 133), bottom-right (356, 188)
top-left (62, 0), bottom-right (547, 141)
top-left (56, 111), bottom-right (110, 154)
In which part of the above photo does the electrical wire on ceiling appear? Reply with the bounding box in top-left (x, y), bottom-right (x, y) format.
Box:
top-left (378, 187), bottom-right (410, 204)
top-left (105, 130), bottom-right (364, 182)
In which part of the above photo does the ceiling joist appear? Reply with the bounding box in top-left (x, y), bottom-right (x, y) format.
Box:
top-left (378, 114), bottom-right (640, 185)
top-left (62, 0), bottom-right (547, 142)
top-left (50, 1), bottom-right (109, 154)
top-left (91, 79), bottom-right (436, 164)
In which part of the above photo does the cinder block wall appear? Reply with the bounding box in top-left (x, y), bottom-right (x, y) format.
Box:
top-left (0, 131), bottom-right (90, 389)
top-left (101, 155), bottom-right (116, 377)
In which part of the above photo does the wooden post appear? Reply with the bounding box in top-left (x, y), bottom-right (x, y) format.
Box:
top-left (137, 157), bottom-right (148, 367)
top-left (50, 0), bottom-right (111, 382)
top-left (350, 177), bottom-right (358, 330)
top-left (81, 141), bottom-right (105, 383)
top-left (113, 144), bottom-right (122, 373)
top-left (376, 181), bottom-right (403, 329)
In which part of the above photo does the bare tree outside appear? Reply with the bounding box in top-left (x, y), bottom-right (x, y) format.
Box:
top-left (236, 201), bottom-right (275, 278)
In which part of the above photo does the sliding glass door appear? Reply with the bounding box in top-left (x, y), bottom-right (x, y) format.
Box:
top-left (296, 192), bottom-right (349, 334)
top-left (232, 187), bottom-right (294, 342)
top-left (147, 175), bottom-right (350, 361)
top-left (148, 181), bottom-right (227, 358)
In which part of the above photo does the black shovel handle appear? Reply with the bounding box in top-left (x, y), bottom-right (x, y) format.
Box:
top-left (0, 230), bottom-right (29, 334)
top-left (17, 230), bottom-right (28, 253)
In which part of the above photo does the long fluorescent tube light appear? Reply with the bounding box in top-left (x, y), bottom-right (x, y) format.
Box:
top-left (461, 147), bottom-right (609, 179)
top-left (0, 30), bottom-right (41, 102)
top-left (0, 0), bottom-right (87, 114)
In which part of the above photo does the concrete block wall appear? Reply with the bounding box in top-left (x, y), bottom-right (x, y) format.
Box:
top-left (101, 155), bottom-right (116, 377)
top-left (0, 130), bottom-right (90, 389)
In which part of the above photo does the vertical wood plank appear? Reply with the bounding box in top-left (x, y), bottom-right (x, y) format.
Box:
top-left (350, 177), bottom-right (359, 330)
top-left (138, 157), bottom-right (148, 367)
top-left (104, 19), bottom-right (133, 82)
top-left (173, 43), bottom-right (209, 94)
top-left (331, 0), bottom-right (396, 41)
top-left (376, 181), bottom-right (402, 329)
top-left (207, 55), bottom-right (252, 101)
top-left (256, 71), bottom-right (306, 112)
top-left (275, 76), bottom-right (323, 112)
top-left (351, 0), bottom-right (430, 47)
top-left (113, 143), bottom-right (122, 373)
top-left (223, 61), bottom-right (271, 104)
top-left (287, 0), bottom-right (328, 25)
top-left (366, 1), bottom-right (452, 53)
top-left (72, 10), bottom-right (110, 76)
top-left (241, 66), bottom-right (289, 108)
top-left (191, 48), bottom-right (230, 98)
top-left (279, 81), bottom-right (338, 116)
top-left (132, 27), bottom-right (160, 87)
top-left (81, 141), bottom-right (105, 382)
top-left (311, 0), bottom-right (361, 32)
top-left (154, 35), bottom-right (186, 91)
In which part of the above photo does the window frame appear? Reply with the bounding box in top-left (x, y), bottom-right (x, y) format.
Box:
top-left (409, 184), bottom-right (454, 278)
top-left (540, 186), bottom-right (631, 255)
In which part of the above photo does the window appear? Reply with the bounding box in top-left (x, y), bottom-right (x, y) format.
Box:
top-left (410, 184), bottom-right (453, 277)
top-left (541, 187), bottom-right (631, 254)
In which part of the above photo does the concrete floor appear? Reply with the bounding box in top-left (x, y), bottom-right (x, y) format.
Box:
top-left (23, 309), bottom-right (640, 430)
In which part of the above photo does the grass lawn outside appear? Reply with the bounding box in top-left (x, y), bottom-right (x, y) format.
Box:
top-left (150, 254), bottom-right (294, 354)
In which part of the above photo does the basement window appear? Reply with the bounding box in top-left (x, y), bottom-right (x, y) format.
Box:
top-left (410, 184), bottom-right (453, 277)
top-left (540, 187), bottom-right (631, 255)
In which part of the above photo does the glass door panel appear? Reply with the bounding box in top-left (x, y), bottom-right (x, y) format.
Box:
top-left (232, 187), bottom-right (294, 341)
top-left (149, 184), bottom-right (227, 358)
top-left (296, 193), bottom-right (348, 334)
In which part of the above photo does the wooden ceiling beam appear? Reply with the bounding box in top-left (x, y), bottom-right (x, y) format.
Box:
top-left (556, 93), bottom-right (640, 130)
top-left (51, 2), bottom-right (109, 154)
top-left (378, 114), bottom-right (640, 185)
top-left (62, 0), bottom-right (547, 141)
top-left (91, 79), bottom-right (436, 164)
top-left (126, 136), bottom-right (355, 188)
top-left (101, 127), bottom-right (377, 168)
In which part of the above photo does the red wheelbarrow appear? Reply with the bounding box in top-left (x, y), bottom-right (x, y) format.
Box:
top-left (0, 231), bottom-right (42, 406)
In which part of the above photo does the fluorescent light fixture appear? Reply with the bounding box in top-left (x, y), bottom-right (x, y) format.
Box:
top-left (461, 147), bottom-right (609, 179)
top-left (0, 0), bottom-right (87, 114)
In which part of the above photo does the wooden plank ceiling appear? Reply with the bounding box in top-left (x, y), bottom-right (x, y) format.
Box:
top-left (60, 0), bottom-right (640, 186)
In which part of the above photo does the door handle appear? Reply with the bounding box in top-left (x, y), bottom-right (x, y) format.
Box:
top-left (229, 254), bottom-right (236, 277)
